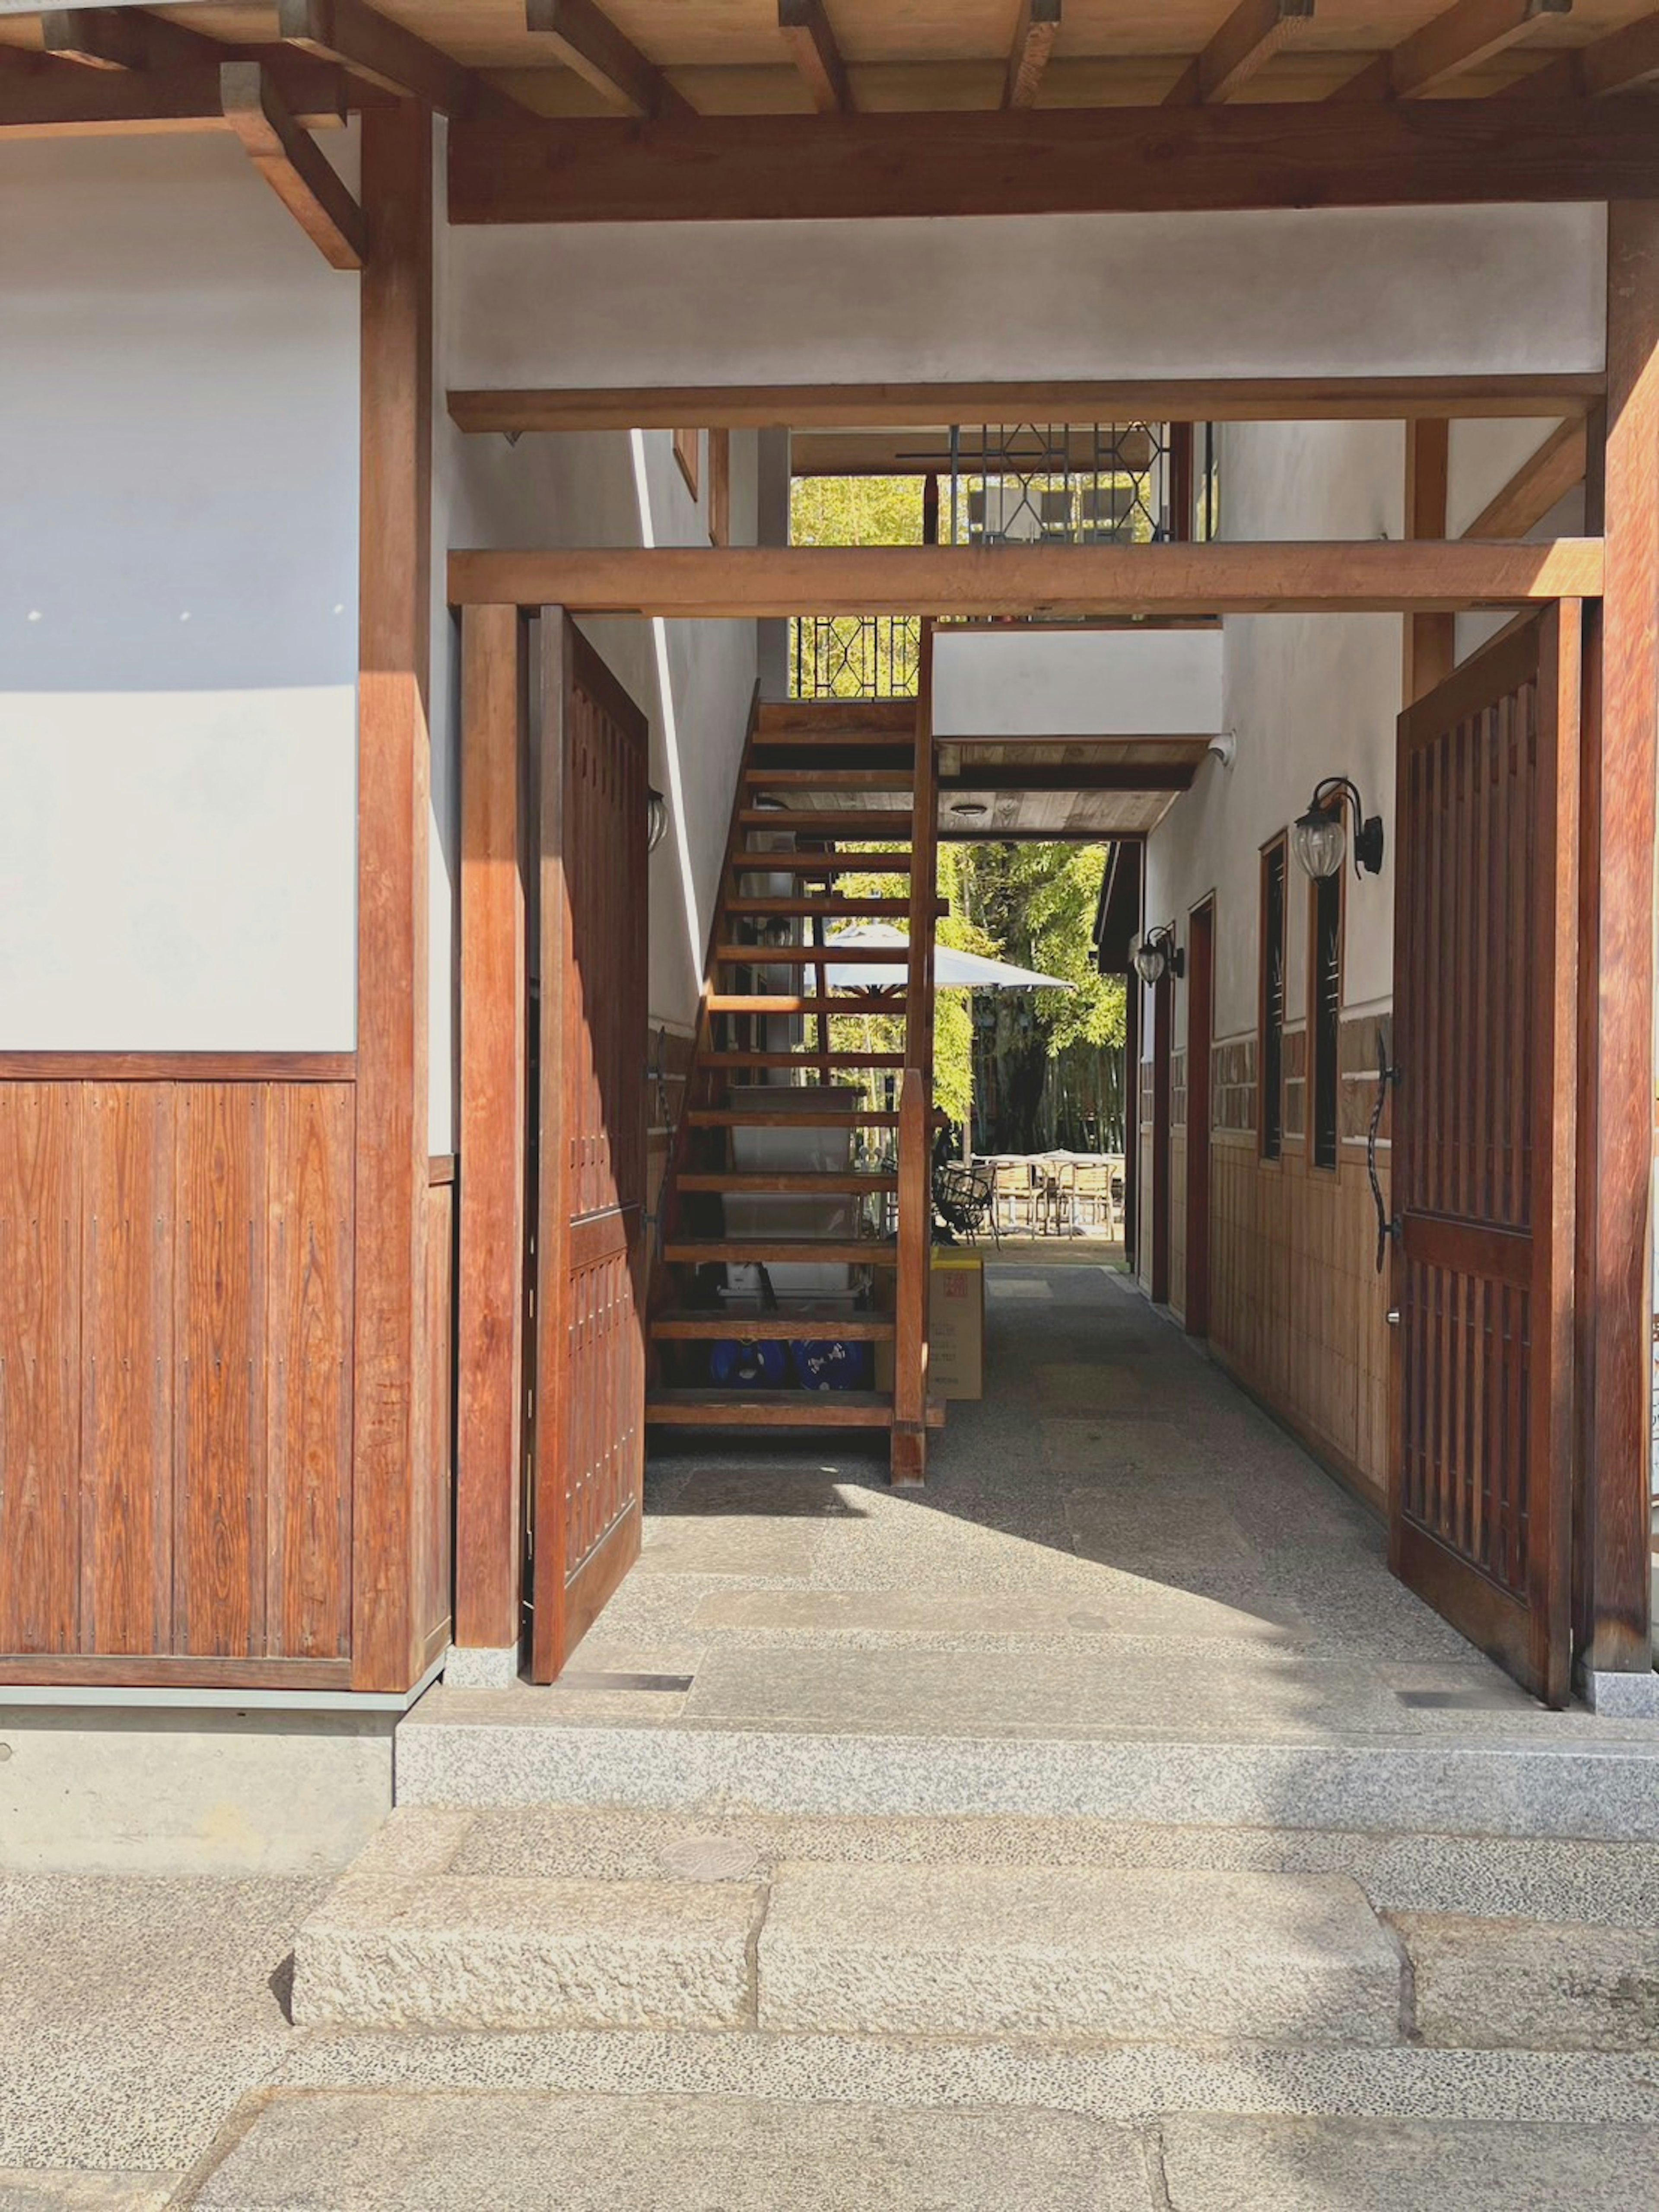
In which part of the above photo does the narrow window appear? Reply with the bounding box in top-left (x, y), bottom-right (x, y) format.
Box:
top-left (1311, 869), bottom-right (1342, 1171)
top-left (673, 428), bottom-right (701, 499)
top-left (708, 428), bottom-right (731, 547)
top-left (1259, 837), bottom-right (1286, 1160)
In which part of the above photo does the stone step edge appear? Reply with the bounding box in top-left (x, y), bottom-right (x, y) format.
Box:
top-left (392, 1719), bottom-right (1659, 1841)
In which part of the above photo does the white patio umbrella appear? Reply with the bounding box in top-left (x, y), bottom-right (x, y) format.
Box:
top-left (820, 921), bottom-right (1074, 995)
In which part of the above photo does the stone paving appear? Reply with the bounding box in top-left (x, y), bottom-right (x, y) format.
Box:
top-left (6, 1262), bottom-right (1659, 2209)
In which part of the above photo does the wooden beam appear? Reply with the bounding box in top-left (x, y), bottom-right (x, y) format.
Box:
top-left (456, 604), bottom-right (527, 1655)
top-left (450, 376), bottom-right (1605, 435)
top-left (0, 54), bottom-right (348, 133)
top-left (791, 425), bottom-right (1159, 475)
top-left (1337, 0), bottom-right (1574, 100)
top-left (1462, 419), bottom-right (1588, 540)
top-left (779, 0), bottom-right (851, 114)
top-left (221, 61), bottom-right (365, 270)
top-left (940, 764), bottom-right (1198, 792)
top-left (352, 100), bottom-right (434, 1695)
top-left (1004, 0), bottom-right (1061, 109)
top-left (524, 0), bottom-right (695, 121)
top-left (41, 7), bottom-right (221, 70)
top-left (1577, 201), bottom-right (1659, 1679)
top-left (446, 99), bottom-right (1659, 225)
top-left (1404, 419), bottom-right (1454, 703)
top-left (446, 539), bottom-right (1605, 617)
top-left (278, 0), bottom-right (511, 118)
top-left (1166, 0), bottom-right (1317, 107)
top-left (1511, 8), bottom-right (1659, 96)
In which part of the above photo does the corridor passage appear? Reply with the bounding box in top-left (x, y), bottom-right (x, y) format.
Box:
top-left (561, 1258), bottom-right (1595, 1747)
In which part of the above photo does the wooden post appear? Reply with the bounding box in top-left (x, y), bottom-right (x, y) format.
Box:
top-left (1150, 972), bottom-right (1172, 1305)
top-left (455, 605), bottom-right (527, 1653)
top-left (892, 1068), bottom-right (929, 1487)
top-left (1405, 418), bottom-right (1455, 703)
top-left (1167, 422), bottom-right (1195, 545)
top-left (1578, 202), bottom-right (1659, 1679)
top-left (892, 624), bottom-right (939, 1486)
top-left (351, 104), bottom-right (435, 1693)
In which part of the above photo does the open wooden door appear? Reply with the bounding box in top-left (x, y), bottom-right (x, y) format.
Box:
top-left (528, 611), bottom-right (651, 1683)
top-left (1391, 605), bottom-right (1581, 1706)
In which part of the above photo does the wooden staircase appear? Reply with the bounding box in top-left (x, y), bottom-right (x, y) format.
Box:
top-left (646, 642), bottom-right (942, 1482)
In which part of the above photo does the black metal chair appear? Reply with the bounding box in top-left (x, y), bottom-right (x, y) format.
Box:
top-left (932, 1161), bottom-right (1001, 1250)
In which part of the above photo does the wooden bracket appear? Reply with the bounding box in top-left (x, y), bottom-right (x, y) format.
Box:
top-left (222, 60), bottom-right (365, 271)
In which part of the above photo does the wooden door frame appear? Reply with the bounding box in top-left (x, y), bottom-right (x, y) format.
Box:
top-left (1150, 973), bottom-right (1173, 1308)
top-left (1185, 895), bottom-right (1215, 1337)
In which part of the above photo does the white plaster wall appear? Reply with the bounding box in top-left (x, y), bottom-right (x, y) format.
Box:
top-left (935, 628), bottom-right (1224, 739)
top-left (430, 133), bottom-right (760, 1149)
top-left (0, 135), bottom-right (360, 1050)
top-left (449, 205), bottom-right (1605, 392)
top-left (1144, 420), bottom-right (1404, 1051)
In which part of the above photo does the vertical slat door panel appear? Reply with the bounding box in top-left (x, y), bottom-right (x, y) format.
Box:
top-left (1391, 606), bottom-right (1580, 1705)
top-left (0, 1085), bottom-right (83, 1652)
top-left (531, 611), bottom-right (650, 1683)
top-left (82, 1084), bottom-right (174, 1655)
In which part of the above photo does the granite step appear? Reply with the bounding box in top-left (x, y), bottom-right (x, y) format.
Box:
top-left (395, 1682), bottom-right (1659, 1842)
top-left (292, 1808), bottom-right (1659, 2053)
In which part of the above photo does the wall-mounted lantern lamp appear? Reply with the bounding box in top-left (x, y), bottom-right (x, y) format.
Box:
top-left (1132, 923), bottom-right (1185, 986)
top-left (1291, 777), bottom-right (1385, 882)
top-left (646, 786), bottom-right (670, 854)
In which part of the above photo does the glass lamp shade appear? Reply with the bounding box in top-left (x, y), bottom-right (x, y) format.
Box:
top-left (1131, 936), bottom-right (1167, 986)
top-left (646, 787), bottom-right (670, 854)
top-left (1291, 806), bottom-right (1346, 881)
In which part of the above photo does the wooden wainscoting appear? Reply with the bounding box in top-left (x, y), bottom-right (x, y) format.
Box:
top-left (1205, 1017), bottom-right (1393, 1512)
top-left (1168, 1127), bottom-right (1188, 1322)
top-left (0, 1076), bottom-right (357, 1678)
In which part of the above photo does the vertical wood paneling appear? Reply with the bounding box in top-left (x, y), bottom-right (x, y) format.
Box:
top-left (174, 1086), bottom-right (267, 1658)
top-left (0, 1086), bottom-right (82, 1652)
top-left (424, 1174), bottom-right (456, 1657)
top-left (265, 1085), bottom-right (355, 1659)
top-left (81, 1085), bottom-right (173, 1655)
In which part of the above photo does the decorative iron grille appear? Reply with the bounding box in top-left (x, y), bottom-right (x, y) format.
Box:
top-left (946, 423), bottom-right (1173, 547)
top-left (791, 612), bottom-right (923, 700)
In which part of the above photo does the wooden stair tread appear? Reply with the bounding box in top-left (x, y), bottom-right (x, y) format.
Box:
top-left (687, 1108), bottom-right (946, 1127)
top-left (646, 1389), bottom-right (945, 1429)
top-left (707, 995), bottom-right (906, 1015)
top-left (664, 1238), bottom-right (898, 1264)
top-left (650, 1308), bottom-right (895, 1340)
top-left (701, 1051), bottom-right (908, 1068)
top-left (758, 702), bottom-right (918, 737)
top-left (677, 1171), bottom-right (898, 1192)
top-left (738, 811), bottom-right (913, 833)
top-left (745, 768), bottom-right (915, 789)
top-left (715, 945), bottom-right (913, 965)
top-left (732, 856), bottom-right (913, 876)
top-left (725, 897), bottom-right (917, 917)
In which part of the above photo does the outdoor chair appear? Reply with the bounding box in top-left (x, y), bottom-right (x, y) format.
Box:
top-left (991, 1155), bottom-right (1033, 1233)
top-left (933, 1161), bottom-right (1000, 1249)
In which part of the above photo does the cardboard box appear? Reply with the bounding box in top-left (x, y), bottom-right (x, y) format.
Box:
top-left (876, 1251), bottom-right (984, 1401)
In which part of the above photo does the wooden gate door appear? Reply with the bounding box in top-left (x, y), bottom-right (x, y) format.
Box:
top-left (529, 612), bottom-right (651, 1683)
top-left (1391, 605), bottom-right (1581, 1705)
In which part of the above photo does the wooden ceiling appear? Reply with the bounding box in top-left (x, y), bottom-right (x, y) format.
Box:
top-left (3, 0), bottom-right (1657, 116)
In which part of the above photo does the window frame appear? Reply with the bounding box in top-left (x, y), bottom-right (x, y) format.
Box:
top-left (1309, 862), bottom-right (1344, 1174)
top-left (1259, 834), bottom-right (1287, 1162)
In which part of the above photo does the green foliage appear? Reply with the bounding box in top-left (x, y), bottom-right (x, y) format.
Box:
top-left (790, 476), bottom-right (925, 547)
top-left (958, 843), bottom-right (1126, 1055)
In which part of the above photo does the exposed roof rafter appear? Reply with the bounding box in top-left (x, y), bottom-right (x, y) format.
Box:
top-left (778, 0), bottom-right (852, 113)
top-left (524, 0), bottom-right (696, 120)
top-left (1166, 0), bottom-right (1317, 107)
top-left (0, 53), bottom-right (350, 134)
top-left (1334, 0), bottom-right (1574, 100)
top-left (280, 0), bottom-right (521, 117)
top-left (1503, 6), bottom-right (1659, 94)
top-left (41, 7), bottom-right (223, 71)
top-left (1004, 0), bottom-right (1061, 110)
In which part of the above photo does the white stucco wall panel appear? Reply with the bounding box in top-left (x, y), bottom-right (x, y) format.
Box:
top-left (935, 627), bottom-right (1225, 740)
top-left (1144, 420), bottom-right (1407, 1052)
top-left (449, 205), bottom-right (1605, 392)
top-left (429, 131), bottom-right (761, 1148)
top-left (0, 133), bottom-right (361, 1051)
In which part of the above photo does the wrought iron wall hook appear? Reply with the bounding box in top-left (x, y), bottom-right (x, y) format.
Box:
top-left (1369, 1017), bottom-right (1402, 1275)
